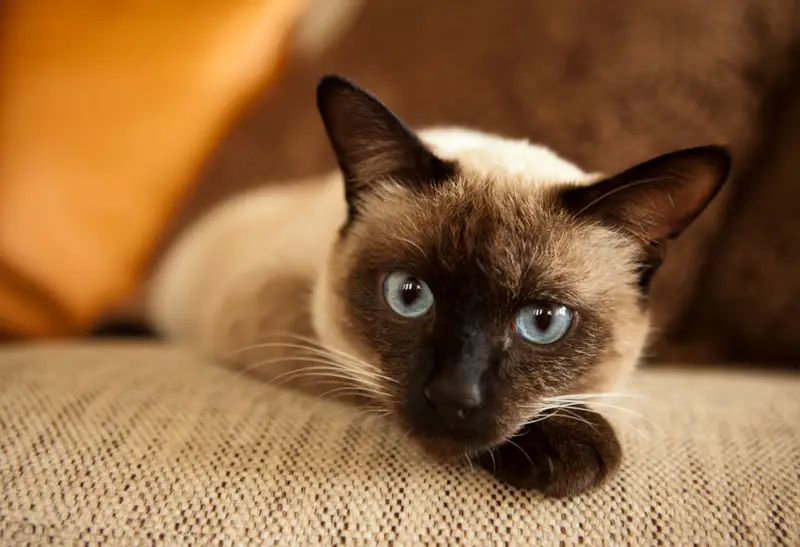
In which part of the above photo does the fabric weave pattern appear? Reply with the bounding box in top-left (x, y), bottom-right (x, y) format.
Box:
top-left (0, 344), bottom-right (797, 545)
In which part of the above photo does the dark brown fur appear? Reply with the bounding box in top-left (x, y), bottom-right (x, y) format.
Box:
top-left (477, 405), bottom-right (622, 497)
top-left (338, 180), bottom-right (618, 453)
top-left (312, 76), bottom-right (730, 497)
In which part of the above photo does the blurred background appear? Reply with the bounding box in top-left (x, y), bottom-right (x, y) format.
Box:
top-left (2, 0), bottom-right (799, 369)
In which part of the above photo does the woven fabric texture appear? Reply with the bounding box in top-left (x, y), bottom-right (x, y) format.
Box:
top-left (1, 344), bottom-right (798, 545)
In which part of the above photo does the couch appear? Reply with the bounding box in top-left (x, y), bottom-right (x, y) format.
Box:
top-left (1, 344), bottom-right (797, 544)
top-left (3, 1), bottom-right (799, 544)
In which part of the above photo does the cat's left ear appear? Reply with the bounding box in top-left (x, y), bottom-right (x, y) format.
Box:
top-left (316, 75), bottom-right (455, 216)
top-left (559, 146), bottom-right (732, 289)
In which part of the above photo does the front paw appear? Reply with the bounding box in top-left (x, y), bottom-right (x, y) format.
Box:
top-left (478, 405), bottom-right (622, 497)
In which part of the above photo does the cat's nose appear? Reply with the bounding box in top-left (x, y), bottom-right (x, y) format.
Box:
top-left (424, 378), bottom-right (483, 421)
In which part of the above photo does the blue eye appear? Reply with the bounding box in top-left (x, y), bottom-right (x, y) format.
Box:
top-left (382, 271), bottom-right (434, 318)
top-left (514, 303), bottom-right (574, 344)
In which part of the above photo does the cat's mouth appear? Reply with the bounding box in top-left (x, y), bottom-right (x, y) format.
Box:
top-left (393, 396), bottom-right (520, 461)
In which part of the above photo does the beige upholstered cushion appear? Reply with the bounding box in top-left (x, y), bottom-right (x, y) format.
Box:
top-left (1, 344), bottom-right (797, 544)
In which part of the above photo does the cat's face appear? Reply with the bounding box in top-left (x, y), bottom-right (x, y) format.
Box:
top-left (312, 75), bottom-right (730, 458)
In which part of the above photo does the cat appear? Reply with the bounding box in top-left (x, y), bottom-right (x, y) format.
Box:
top-left (145, 74), bottom-right (731, 497)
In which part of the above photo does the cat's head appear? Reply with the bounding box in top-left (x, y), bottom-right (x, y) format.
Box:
top-left (311, 75), bottom-right (730, 458)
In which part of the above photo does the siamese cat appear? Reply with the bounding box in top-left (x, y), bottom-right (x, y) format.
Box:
top-left (146, 75), bottom-right (731, 497)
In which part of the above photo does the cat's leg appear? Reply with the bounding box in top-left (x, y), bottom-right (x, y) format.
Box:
top-left (478, 405), bottom-right (622, 498)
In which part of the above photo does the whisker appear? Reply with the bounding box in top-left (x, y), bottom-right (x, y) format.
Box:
top-left (487, 446), bottom-right (498, 474)
top-left (545, 392), bottom-right (652, 402)
top-left (231, 343), bottom-right (312, 362)
top-left (520, 412), bottom-right (555, 427)
top-left (236, 354), bottom-right (392, 395)
top-left (557, 404), bottom-right (656, 442)
top-left (240, 363), bottom-right (394, 402)
top-left (504, 439), bottom-right (534, 469)
top-left (240, 331), bottom-right (400, 384)
top-left (240, 359), bottom-right (341, 385)
top-left (276, 366), bottom-right (388, 393)
top-left (519, 403), bottom-right (597, 430)
top-left (236, 356), bottom-right (361, 384)
top-left (523, 399), bottom-right (659, 443)
top-left (256, 370), bottom-right (350, 391)
top-left (231, 341), bottom-right (397, 384)
top-left (314, 386), bottom-right (361, 401)
top-left (319, 382), bottom-right (393, 401)
top-left (544, 397), bottom-right (654, 421)
top-left (548, 399), bottom-right (663, 436)
top-left (524, 403), bottom-right (576, 415)
top-left (231, 331), bottom-right (330, 356)
top-left (538, 399), bottom-right (646, 419)
top-left (230, 340), bottom-right (327, 360)
top-left (556, 407), bottom-right (599, 432)
top-left (349, 385), bottom-right (397, 400)
top-left (463, 453), bottom-right (476, 473)
top-left (615, 420), bottom-right (652, 443)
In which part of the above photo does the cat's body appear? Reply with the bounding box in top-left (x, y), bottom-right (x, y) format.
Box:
top-left (145, 76), bottom-right (730, 497)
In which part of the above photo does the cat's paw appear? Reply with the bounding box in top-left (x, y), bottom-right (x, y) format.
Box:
top-left (478, 405), bottom-right (622, 498)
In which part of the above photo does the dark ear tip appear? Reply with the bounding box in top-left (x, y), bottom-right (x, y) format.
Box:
top-left (317, 73), bottom-right (351, 89)
top-left (317, 74), bottom-right (360, 102)
top-left (686, 144), bottom-right (733, 182)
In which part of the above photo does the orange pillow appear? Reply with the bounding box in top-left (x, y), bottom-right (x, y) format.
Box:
top-left (0, 0), bottom-right (306, 338)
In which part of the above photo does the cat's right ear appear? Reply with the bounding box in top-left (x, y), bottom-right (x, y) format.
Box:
top-left (559, 146), bottom-right (732, 291)
top-left (316, 75), bottom-right (455, 215)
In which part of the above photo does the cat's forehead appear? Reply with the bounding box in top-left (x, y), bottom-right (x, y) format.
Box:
top-left (419, 128), bottom-right (589, 183)
top-left (352, 176), bottom-right (640, 305)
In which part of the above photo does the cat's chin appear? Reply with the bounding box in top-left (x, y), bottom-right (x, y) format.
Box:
top-left (411, 432), bottom-right (511, 463)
